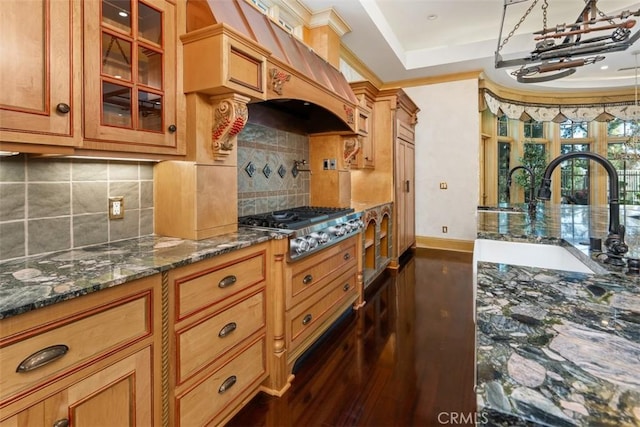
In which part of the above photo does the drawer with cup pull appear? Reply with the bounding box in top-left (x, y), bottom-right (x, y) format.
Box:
top-left (176, 335), bottom-right (266, 427)
top-left (0, 284), bottom-right (153, 403)
top-left (175, 290), bottom-right (265, 384)
top-left (172, 246), bottom-right (267, 320)
top-left (287, 267), bottom-right (357, 353)
top-left (287, 236), bottom-right (357, 308)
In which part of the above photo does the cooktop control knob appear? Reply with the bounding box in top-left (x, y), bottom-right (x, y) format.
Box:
top-left (291, 237), bottom-right (310, 254)
top-left (310, 231), bottom-right (330, 244)
top-left (327, 225), bottom-right (346, 237)
top-left (304, 235), bottom-right (319, 249)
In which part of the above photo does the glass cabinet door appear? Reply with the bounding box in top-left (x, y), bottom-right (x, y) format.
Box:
top-left (100, 0), bottom-right (163, 132)
top-left (84, 0), bottom-right (177, 153)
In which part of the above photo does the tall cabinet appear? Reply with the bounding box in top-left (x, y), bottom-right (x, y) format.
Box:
top-left (351, 88), bottom-right (419, 268)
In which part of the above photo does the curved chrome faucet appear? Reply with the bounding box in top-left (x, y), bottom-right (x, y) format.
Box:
top-left (537, 152), bottom-right (628, 265)
top-left (506, 165), bottom-right (537, 215)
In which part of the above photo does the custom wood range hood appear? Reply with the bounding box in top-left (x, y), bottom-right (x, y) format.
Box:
top-left (182, 0), bottom-right (358, 136)
top-left (155, 0), bottom-right (359, 240)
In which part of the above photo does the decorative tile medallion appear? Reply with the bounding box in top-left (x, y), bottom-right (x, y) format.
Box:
top-left (263, 163), bottom-right (272, 178)
top-left (245, 161), bottom-right (256, 177)
top-left (278, 164), bottom-right (287, 178)
top-left (291, 164), bottom-right (299, 178)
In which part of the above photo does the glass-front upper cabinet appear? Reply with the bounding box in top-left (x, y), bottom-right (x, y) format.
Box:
top-left (83, 0), bottom-right (178, 154)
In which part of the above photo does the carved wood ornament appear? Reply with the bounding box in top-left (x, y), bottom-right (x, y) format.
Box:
top-left (269, 68), bottom-right (291, 95)
top-left (210, 94), bottom-right (249, 160)
top-left (343, 137), bottom-right (360, 167)
top-left (343, 105), bottom-right (354, 124)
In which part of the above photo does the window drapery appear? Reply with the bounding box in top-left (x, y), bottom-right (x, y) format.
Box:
top-left (483, 90), bottom-right (640, 122)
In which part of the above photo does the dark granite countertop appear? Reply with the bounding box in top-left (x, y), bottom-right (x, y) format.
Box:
top-left (476, 204), bottom-right (640, 426)
top-left (0, 228), bottom-right (286, 320)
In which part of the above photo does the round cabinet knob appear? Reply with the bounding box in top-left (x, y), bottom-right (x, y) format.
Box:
top-left (168, 124), bottom-right (177, 133)
top-left (291, 237), bottom-right (310, 254)
top-left (56, 103), bottom-right (70, 114)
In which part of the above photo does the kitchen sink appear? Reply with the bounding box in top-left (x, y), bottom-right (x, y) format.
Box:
top-left (473, 239), bottom-right (596, 274)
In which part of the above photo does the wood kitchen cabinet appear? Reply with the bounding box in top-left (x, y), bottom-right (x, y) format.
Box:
top-left (0, 0), bottom-right (183, 157)
top-left (395, 119), bottom-right (416, 258)
top-left (167, 243), bottom-right (269, 427)
top-left (349, 81), bottom-right (377, 169)
top-left (0, 0), bottom-right (81, 150)
top-left (82, 0), bottom-right (179, 154)
top-left (351, 88), bottom-right (419, 267)
top-left (0, 275), bottom-right (162, 426)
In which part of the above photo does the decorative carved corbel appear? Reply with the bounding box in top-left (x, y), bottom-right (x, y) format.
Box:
top-left (343, 105), bottom-right (355, 124)
top-left (210, 94), bottom-right (250, 160)
top-left (269, 68), bottom-right (291, 95)
top-left (343, 137), bottom-right (360, 167)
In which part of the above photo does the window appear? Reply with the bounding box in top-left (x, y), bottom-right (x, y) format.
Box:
top-left (560, 120), bottom-right (588, 138)
top-left (607, 119), bottom-right (640, 205)
top-left (560, 143), bottom-right (590, 204)
top-left (608, 118), bottom-right (638, 137)
top-left (498, 142), bottom-right (511, 203)
top-left (497, 115), bottom-right (508, 137)
top-left (524, 119), bottom-right (544, 138)
top-left (520, 143), bottom-right (547, 202)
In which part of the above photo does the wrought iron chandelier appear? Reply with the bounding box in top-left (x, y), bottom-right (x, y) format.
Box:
top-left (495, 0), bottom-right (640, 83)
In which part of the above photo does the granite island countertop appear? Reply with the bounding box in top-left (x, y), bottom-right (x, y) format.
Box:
top-left (476, 204), bottom-right (640, 426)
top-left (0, 228), bottom-right (286, 320)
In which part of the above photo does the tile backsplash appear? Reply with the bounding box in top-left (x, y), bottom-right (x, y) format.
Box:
top-left (237, 123), bottom-right (310, 216)
top-left (0, 155), bottom-right (154, 261)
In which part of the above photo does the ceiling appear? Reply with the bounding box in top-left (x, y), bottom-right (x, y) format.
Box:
top-left (300, 0), bottom-right (640, 92)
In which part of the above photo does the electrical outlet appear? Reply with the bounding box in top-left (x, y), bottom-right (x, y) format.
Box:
top-left (442, 226), bottom-right (448, 233)
top-left (109, 196), bottom-right (124, 219)
top-left (329, 159), bottom-right (337, 170)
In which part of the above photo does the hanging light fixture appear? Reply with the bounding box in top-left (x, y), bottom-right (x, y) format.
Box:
top-left (496, 0), bottom-right (640, 83)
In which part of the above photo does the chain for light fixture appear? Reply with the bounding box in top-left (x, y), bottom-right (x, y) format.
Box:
top-left (495, 0), bottom-right (640, 83)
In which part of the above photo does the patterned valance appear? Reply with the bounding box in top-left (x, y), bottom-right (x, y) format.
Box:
top-left (483, 90), bottom-right (640, 122)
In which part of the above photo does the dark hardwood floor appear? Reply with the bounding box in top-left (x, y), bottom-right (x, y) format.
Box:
top-left (227, 248), bottom-right (476, 427)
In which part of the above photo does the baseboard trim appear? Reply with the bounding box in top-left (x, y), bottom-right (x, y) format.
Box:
top-left (415, 236), bottom-right (474, 253)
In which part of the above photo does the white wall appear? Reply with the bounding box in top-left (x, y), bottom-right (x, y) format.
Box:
top-left (405, 79), bottom-right (480, 242)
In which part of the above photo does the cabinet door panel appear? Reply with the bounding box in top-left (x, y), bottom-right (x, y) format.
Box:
top-left (0, 0), bottom-right (74, 141)
top-left (83, 0), bottom-right (177, 153)
top-left (67, 348), bottom-right (152, 427)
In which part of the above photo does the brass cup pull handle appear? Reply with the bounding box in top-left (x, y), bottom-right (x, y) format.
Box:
top-left (218, 375), bottom-right (237, 394)
top-left (17, 344), bottom-right (69, 373)
top-left (302, 314), bottom-right (312, 325)
top-left (302, 274), bottom-right (313, 285)
top-left (218, 275), bottom-right (237, 288)
top-left (343, 283), bottom-right (350, 292)
top-left (343, 253), bottom-right (351, 261)
top-left (218, 322), bottom-right (237, 338)
top-left (53, 419), bottom-right (69, 427)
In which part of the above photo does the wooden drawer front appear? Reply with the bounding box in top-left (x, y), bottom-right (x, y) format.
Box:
top-left (288, 268), bottom-right (357, 350)
top-left (177, 291), bottom-right (265, 384)
top-left (177, 337), bottom-right (266, 427)
top-left (0, 294), bottom-right (150, 403)
top-left (288, 238), bottom-right (357, 308)
top-left (176, 252), bottom-right (265, 320)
